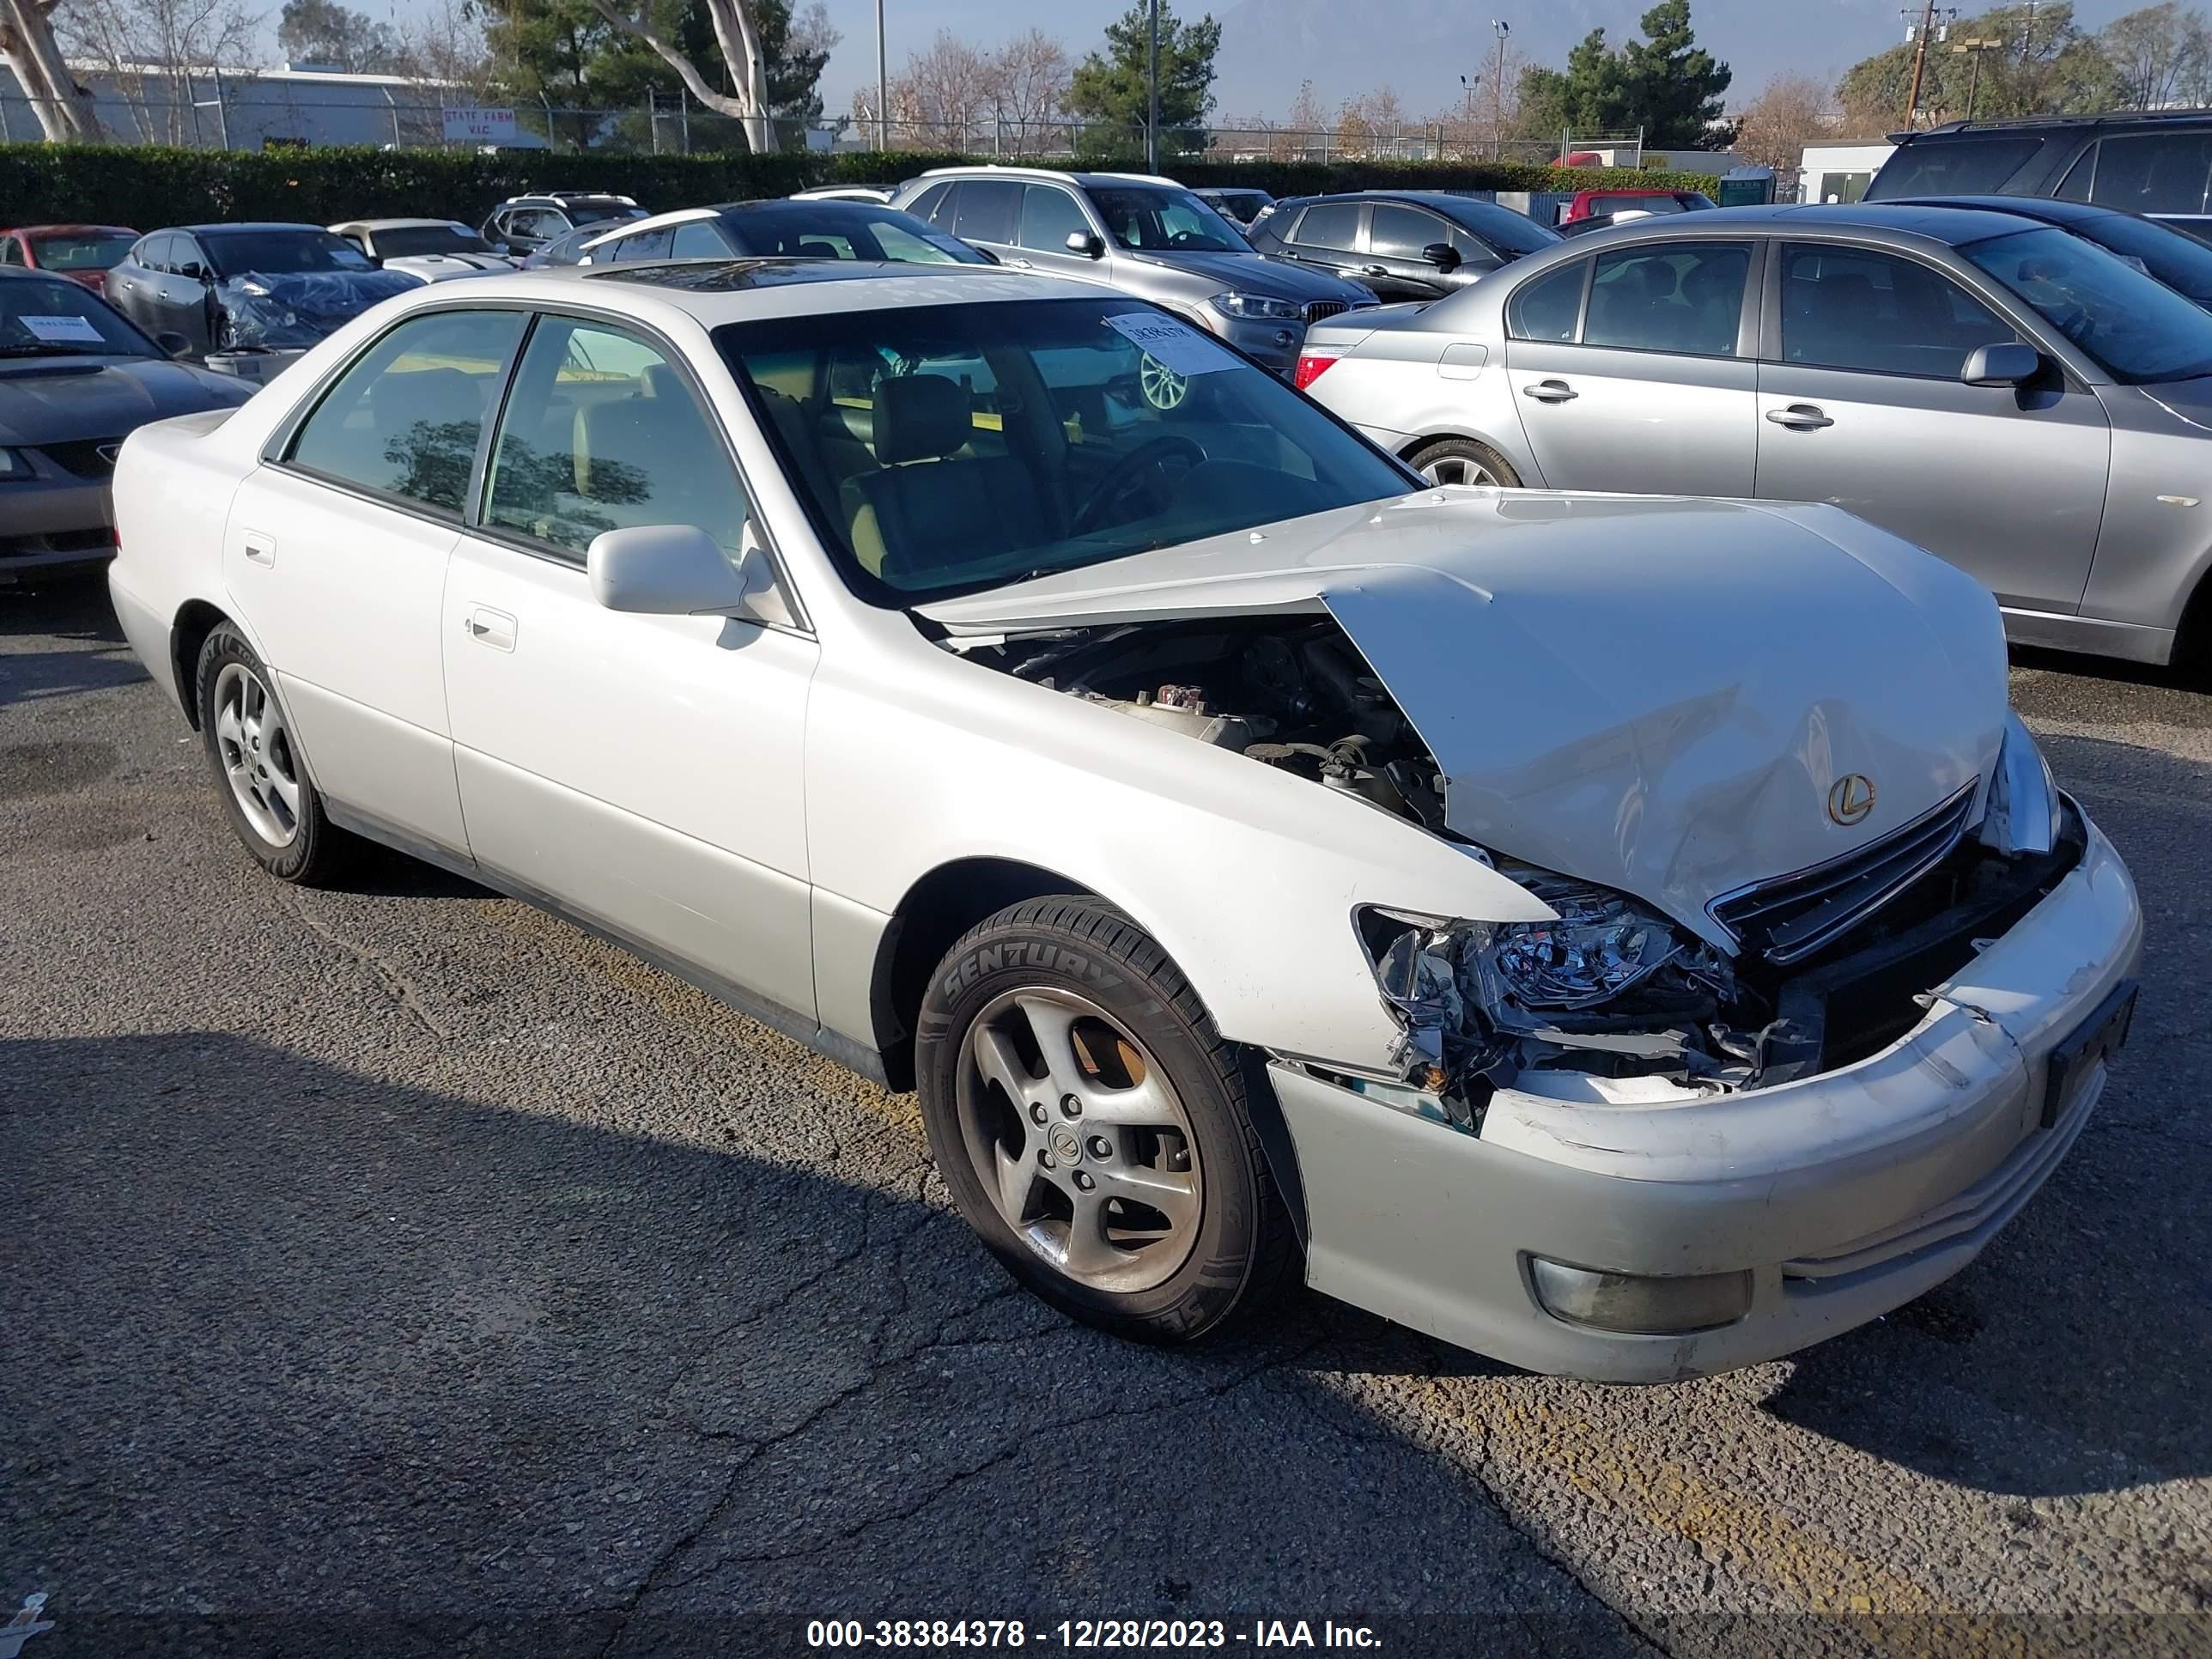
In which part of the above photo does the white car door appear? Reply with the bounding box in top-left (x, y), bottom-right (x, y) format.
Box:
top-left (223, 306), bottom-right (527, 853)
top-left (441, 310), bottom-right (821, 1018)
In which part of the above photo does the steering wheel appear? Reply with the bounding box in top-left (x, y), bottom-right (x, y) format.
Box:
top-left (1070, 434), bottom-right (1208, 536)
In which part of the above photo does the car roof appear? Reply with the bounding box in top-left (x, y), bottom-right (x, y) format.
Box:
top-left (1894, 109), bottom-right (2212, 142)
top-left (174, 222), bottom-right (330, 235)
top-left (1878, 194), bottom-right (2117, 224)
top-left (331, 217), bottom-right (471, 232)
top-left (3, 223), bottom-right (136, 236)
top-left (1575, 201), bottom-right (2052, 245)
top-left (912, 166), bottom-right (1183, 191)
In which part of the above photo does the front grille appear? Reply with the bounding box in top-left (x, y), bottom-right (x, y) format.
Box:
top-left (1710, 782), bottom-right (1978, 965)
top-left (38, 437), bottom-right (124, 480)
top-left (1303, 300), bottom-right (1348, 325)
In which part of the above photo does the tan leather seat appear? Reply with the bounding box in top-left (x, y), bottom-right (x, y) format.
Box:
top-left (845, 374), bottom-right (1052, 580)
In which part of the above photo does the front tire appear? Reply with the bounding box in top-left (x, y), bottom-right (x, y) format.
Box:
top-left (1408, 436), bottom-right (1521, 489)
top-left (196, 622), bottom-right (352, 884)
top-left (916, 897), bottom-right (1295, 1345)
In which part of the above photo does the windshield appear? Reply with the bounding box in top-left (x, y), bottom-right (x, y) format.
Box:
top-left (28, 230), bottom-right (137, 271)
top-left (1964, 224), bottom-right (2212, 383)
top-left (1455, 200), bottom-right (1562, 254)
top-left (374, 223), bottom-right (496, 258)
top-left (2075, 212), bottom-right (2212, 304)
top-left (203, 229), bottom-right (376, 276)
top-left (568, 200), bottom-right (647, 227)
top-left (720, 298), bottom-right (1410, 605)
top-left (0, 273), bottom-right (158, 358)
top-left (721, 203), bottom-right (988, 264)
top-left (1087, 186), bottom-right (1249, 252)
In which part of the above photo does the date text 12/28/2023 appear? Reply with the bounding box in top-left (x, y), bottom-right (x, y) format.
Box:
top-left (805, 1619), bottom-right (1383, 1649)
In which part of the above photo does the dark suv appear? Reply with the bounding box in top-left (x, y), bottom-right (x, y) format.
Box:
top-left (1247, 190), bottom-right (1561, 301)
top-left (1867, 112), bottom-right (2212, 238)
top-left (481, 191), bottom-right (648, 258)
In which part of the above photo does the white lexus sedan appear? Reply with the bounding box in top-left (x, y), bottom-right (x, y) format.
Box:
top-left (106, 259), bottom-right (2142, 1382)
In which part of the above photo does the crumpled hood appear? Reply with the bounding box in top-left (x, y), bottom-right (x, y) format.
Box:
top-left (1130, 247), bottom-right (1372, 304)
top-left (921, 490), bottom-right (2008, 946)
top-left (216, 268), bottom-right (416, 348)
top-left (0, 355), bottom-right (251, 445)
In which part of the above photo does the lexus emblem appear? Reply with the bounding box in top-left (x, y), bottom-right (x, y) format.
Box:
top-left (1827, 774), bottom-right (1877, 827)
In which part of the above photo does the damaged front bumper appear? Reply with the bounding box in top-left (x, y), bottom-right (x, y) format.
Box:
top-left (1269, 805), bottom-right (2142, 1382)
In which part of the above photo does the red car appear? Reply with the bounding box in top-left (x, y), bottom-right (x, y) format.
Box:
top-left (1554, 188), bottom-right (1717, 234)
top-left (0, 224), bottom-right (142, 295)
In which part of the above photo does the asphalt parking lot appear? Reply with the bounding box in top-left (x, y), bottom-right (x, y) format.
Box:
top-left (4, 580), bottom-right (2210, 1659)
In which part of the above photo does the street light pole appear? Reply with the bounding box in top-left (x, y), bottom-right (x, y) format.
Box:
top-left (1146, 0), bottom-right (1160, 172)
top-left (1491, 19), bottom-right (1510, 162)
top-left (876, 0), bottom-right (888, 150)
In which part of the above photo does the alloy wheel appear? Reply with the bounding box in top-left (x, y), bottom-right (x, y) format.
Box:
top-left (1419, 453), bottom-right (1500, 487)
top-left (211, 662), bottom-right (302, 848)
top-left (954, 987), bottom-right (1204, 1293)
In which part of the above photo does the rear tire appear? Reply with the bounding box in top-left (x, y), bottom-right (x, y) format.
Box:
top-left (1408, 436), bottom-right (1521, 489)
top-left (915, 896), bottom-right (1295, 1345)
top-left (195, 622), bottom-right (354, 884)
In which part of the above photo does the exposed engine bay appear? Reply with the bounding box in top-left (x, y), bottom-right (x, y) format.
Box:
top-left (959, 616), bottom-right (2084, 1134)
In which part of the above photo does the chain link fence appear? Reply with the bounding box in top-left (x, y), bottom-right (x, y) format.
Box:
top-left (2, 70), bottom-right (1662, 173)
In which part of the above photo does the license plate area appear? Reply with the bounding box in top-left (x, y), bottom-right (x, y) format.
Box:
top-left (2042, 979), bottom-right (2137, 1128)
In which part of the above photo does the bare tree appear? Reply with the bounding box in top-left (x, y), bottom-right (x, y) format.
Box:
top-left (392, 0), bottom-right (496, 99)
top-left (1735, 71), bottom-right (1832, 173)
top-left (886, 29), bottom-right (993, 149)
top-left (584, 0), bottom-right (776, 151)
top-left (61, 0), bottom-right (262, 145)
top-left (2101, 3), bottom-right (2210, 108)
top-left (982, 28), bottom-right (1068, 155)
top-left (1285, 76), bottom-right (1326, 155)
top-left (1, 0), bottom-right (105, 140)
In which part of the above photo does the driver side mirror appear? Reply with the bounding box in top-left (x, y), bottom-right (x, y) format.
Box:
top-left (1421, 241), bottom-right (1462, 271)
top-left (1065, 230), bottom-right (1107, 259)
top-left (587, 522), bottom-right (795, 629)
top-left (155, 330), bottom-right (191, 358)
top-left (1962, 341), bottom-right (2042, 387)
top-left (179, 261), bottom-right (209, 283)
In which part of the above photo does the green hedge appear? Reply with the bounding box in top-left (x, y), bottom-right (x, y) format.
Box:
top-left (0, 142), bottom-right (1721, 229)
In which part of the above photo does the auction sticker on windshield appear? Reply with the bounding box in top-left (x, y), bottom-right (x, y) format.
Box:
top-left (21, 315), bottom-right (105, 344)
top-left (1103, 311), bottom-right (1234, 375)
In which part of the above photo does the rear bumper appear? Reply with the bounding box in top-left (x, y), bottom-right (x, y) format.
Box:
top-left (1271, 811), bottom-right (2143, 1382)
top-left (107, 568), bottom-right (185, 715)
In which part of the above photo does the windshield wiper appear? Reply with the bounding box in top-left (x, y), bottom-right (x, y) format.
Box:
top-left (0, 342), bottom-right (101, 358)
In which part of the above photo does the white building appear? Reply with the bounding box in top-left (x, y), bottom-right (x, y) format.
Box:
top-left (1800, 142), bottom-right (1897, 204)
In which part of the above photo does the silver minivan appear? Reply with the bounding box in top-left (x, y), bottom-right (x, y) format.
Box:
top-left (890, 167), bottom-right (1374, 376)
top-left (1302, 202), bottom-right (2212, 667)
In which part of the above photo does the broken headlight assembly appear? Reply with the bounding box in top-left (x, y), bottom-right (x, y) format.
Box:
top-left (1359, 868), bottom-right (1740, 1108)
top-left (1979, 710), bottom-right (2061, 858)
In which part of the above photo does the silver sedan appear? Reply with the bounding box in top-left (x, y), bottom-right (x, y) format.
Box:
top-left (1301, 201), bottom-right (2212, 668)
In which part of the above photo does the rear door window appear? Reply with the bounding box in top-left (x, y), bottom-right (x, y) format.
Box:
top-left (1291, 201), bottom-right (1362, 252)
top-left (1867, 136), bottom-right (2044, 198)
top-left (287, 308), bottom-right (525, 513)
top-left (2086, 132), bottom-right (2212, 216)
top-left (1583, 242), bottom-right (1750, 356)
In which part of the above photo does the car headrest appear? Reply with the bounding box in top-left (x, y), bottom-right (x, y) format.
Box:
top-left (372, 366), bottom-right (475, 436)
top-left (642, 362), bottom-right (684, 400)
top-left (749, 351), bottom-right (819, 403)
top-left (872, 374), bottom-right (971, 465)
top-left (574, 393), bottom-right (709, 498)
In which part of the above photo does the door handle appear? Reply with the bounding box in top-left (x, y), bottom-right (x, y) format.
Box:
top-left (241, 532), bottom-right (275, 567)
top-left (1765, 404), bottom-right (1834, 430)
top-left (1361, 264), bottom-right (1389, 277)
top-left (1522, 379), bottom-right (1577, 403)
top-left (1008, 257), bottom-right (1034, 269)
top-left (465, 606), bottom-right (516, 652)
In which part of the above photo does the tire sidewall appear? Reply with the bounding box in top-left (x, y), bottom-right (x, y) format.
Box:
top-left (196, 625), bottom-right (327, 881)
top-left (1412, 436), bottom-right (1520, 488)
top-left (917, 914), bottom-right (1269, 1342)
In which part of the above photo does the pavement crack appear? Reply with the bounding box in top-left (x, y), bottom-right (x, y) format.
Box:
top-left (281, 892), bottom-right (448, 1038)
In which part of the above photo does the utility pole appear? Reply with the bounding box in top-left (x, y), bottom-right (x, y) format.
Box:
top-left (1146, 0), bottom-right (1160, 172)
top-left (876, 0), bottom-right (888, 150)
top-left (1490, 19), bottom-right (1510, 162)
top-left (1901, 2), bottom-right (1956, 130)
